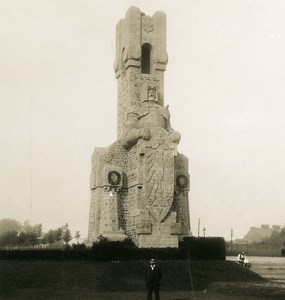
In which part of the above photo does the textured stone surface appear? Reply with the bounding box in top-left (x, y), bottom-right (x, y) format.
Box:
top-left (87, 7), bottom-right (191, 248)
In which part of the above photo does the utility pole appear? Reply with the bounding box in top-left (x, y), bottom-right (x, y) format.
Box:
top-left (198, 218), bottom-right (200, 237)
top-left (231, 228), bottom-right (233, 252)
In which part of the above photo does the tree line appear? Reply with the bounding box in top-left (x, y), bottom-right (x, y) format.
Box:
top-left (0, 218), bottom-right (81, 249)
top-left (262, 227), bottom-right (285, 245)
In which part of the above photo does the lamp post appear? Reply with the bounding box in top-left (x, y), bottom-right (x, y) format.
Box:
top-left (203, 227), bottom-right (206, 237)
top-left (231, 228), bottom-right (233, 252)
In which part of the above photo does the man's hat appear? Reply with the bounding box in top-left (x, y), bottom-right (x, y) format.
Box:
top-left (150, 259), bottom-right (156, 264)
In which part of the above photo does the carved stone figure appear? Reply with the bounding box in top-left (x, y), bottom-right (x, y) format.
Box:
top-left (87, 7), bottom-right (191, 248)
top-left (122, 84), bottom-right (181, 149)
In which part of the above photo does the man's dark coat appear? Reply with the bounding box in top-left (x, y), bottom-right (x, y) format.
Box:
top-left (145, 263), bottom-right (162, 300)
top-left (145, 264), bottom-right (162, 286)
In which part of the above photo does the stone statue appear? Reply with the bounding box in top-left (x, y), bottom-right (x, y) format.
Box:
top-left (122, 85), bottom-right (181, 149)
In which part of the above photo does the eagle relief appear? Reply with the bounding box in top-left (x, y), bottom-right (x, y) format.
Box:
top-left (122, 82), bottom-right (180, 222)
top-left (144, 128), bottom-right (175, 222)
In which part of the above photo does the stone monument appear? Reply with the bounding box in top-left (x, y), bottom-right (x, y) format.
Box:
top-left (87, 7), bottom-right (191, 248)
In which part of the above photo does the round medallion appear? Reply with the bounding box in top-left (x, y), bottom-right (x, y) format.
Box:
top-left (176, 175), bottom-right (188, 189)
top-left (108, 171), bottom-right (121, 186)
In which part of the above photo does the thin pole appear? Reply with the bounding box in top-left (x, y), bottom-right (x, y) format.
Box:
top-left (186, 251), bottom-right (195, 297)
top-left (231, 228), bottom-right (233, 252)
top-left (198, 218), bottom-right (200, 237)
top-left (30, 98), bottom-right (33, 222)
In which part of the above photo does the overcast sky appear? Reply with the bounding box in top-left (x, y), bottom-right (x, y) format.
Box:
top-left (1, 0), bottom-right (285, 241)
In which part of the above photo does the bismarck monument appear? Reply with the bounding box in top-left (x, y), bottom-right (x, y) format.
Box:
top-left (87, 7), bottom-right (191, 248)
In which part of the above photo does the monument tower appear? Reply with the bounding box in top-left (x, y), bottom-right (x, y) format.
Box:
top-left (87, 7), bottom-right (191, 248)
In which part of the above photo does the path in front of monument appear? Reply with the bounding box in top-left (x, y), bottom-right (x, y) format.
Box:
top-left (227, 256), bottom-right (285, 285)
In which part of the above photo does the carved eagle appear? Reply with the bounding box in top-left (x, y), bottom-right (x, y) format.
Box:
top-left (145, 146), bottom-right (174, 222)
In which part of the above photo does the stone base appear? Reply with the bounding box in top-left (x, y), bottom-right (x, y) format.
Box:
top-left (101, 231), bottom-right (128, 241)
top-left (137, 233), bottom-right (178, 248)
top-left (135, 211), bottom-right (179, 248)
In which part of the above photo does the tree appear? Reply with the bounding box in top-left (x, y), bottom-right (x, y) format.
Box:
top-left (0, 230), bottom-right (18, 249)
top-left (22, 221), bottom-right (42, 236)
top-left (281, 227), bottom-right (285, 240)
top-left (16, 221), bottom-right (42, 248)
top-left (41, 225), bottom-right (71, 248)
top-left (0, 219), bottom-right (21, 236)
top-left (62, 223), bottom-right (72, 245)
top-left (18, 231), bottom-right (38, 248)
top-left (44, 230), bottom-right (56, 246)
top-left (34, 223), bottom-right (43, 237)
top-left (263, 226), bottom-right (285, 245)
top-left (74, 231), bottom-right (81, 244)
top-left (54, 227), bottom-right (63, 245)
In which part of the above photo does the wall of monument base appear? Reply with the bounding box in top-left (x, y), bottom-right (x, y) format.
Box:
top-left (136, 226), bottom-right (179, 248)
top-left (87, 136), bottom-right (191, 249)
top-left (86, 191), bottom-right (185, 248)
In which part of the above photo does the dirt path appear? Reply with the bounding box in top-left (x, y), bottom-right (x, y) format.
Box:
top-left (227, 256), bottom-right (285, 285)
top-left (250, 257), bottom-right (285, 285)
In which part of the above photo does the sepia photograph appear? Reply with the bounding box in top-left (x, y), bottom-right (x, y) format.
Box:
top-left (1, 0), bottom-right (285, 299)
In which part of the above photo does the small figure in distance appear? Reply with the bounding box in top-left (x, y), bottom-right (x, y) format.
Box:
top-left (237, 251), bottom-right (245, 266)
top-left (237, 251), bottom-right (251, 268)
top-left (145, 258), bottom-right (162, 300)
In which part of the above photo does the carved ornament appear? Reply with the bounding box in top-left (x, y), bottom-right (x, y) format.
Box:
top-left (176, 175), bottom-right (189, 189)
top-left (108, 171), bottom-right (121, 186)
top-left (142, 16), bottom-right (154, 33)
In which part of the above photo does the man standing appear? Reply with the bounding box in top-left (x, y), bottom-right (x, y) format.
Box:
top-left (145, 258), bottom-right (162, 300)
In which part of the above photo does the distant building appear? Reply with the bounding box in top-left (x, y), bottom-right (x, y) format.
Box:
top-left (242, 224), bottom-right (281, 243)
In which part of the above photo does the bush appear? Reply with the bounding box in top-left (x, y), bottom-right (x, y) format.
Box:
top-left (89, 236), bottom-right (186, 261)
top-left (91, 236), bottom-right (137, 261)
top-left (0, 236), bottom-right (226, 261)
top-left (0, 249), bottom-right (65, 260)
top-left (281, 249), bottom-right (285, 257)
top-left (72, 243), bottom-right (87, 251)
top-left (181, 237), bottom-right (225, 260)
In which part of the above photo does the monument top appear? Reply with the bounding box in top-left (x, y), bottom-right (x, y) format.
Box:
top-left (114, 6), bottom-right (169, 139)
top-left (114, 6), bottom-right (168, 77)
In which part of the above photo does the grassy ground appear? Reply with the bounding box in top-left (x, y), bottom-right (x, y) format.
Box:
top-left (1, 259), bottom-right (285, 299)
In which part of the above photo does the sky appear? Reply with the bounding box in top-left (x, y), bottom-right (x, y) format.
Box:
top-left (1, 0), bottom-right (285, 242)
